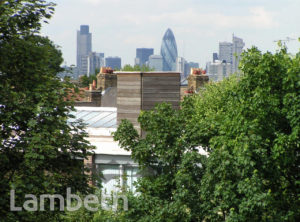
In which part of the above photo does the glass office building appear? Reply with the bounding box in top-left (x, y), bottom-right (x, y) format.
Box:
top-left (135, 48), bottom-right (154, 66)
top-left (105, 57), bottom-right (121, 70)
top-left (160, 28), bottom-right (178, 71)
top-left (77, 25), bottom-right (92, 75)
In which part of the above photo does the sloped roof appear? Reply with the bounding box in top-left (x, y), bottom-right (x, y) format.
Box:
top-left (69, 107), bottom-right (117, 128)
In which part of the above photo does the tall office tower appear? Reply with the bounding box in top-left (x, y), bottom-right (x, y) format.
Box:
top-left (79, 55), bottom-right (89, 76)
top-left (213, 53), bottom-right (218, 62)
top-left (148, 55), bottom-right (163, 71)
top-left (160, 28), bottom-right (178, 71)
top-left (77, 25), bottom-right (92, 75)
top-left (232, 35), bottom-right (245, 73)
top-left (218, 35), bottom-right (245, 74)
top-left (105, 57), bottom-right (121, 70)
top-left (219, 42), bottom-right (233, 63)
top-left (135, 48), bottom-right (154, 66)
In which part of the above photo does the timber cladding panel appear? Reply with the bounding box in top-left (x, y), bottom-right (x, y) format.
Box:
top-left (116, 72), bottom-right (180, 134)
top-left (142, 72), bottom-right (180, 111)
top-left (116, 72), bottom-right (142, 133)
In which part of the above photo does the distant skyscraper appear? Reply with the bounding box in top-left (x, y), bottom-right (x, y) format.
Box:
top-left (135, 48), bottom-right (154, 66)
top-left (105, 57), bottom-right (121, 70)
top-left (232, 35), bottom-right (245, 73)
top-left (219, 42), bottom-right (232, 63)
top-left (218, 35), bottom-right (245, 74)
top-left (213, 53), bottom-right (218, 62)
top-left (160, 28), bottom-right (178, 71)
top-left (77, 25), bottom-right (92, 75)
top-left (148, 55), bottom-right (163, 71)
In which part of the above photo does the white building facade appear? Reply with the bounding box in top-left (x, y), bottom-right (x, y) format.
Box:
top-left (70, 107), bottom-right (139, 194)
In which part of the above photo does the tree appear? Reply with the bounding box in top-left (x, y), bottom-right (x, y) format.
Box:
top-left (113, 98), bottom-right (207, 221)
top-left (78, 68), bottom-right (99, 87)
top-left (113, 46), bottom-right (300, 221)
top-left (193, 47), bottom-right (300, 221)
top-left (79, 74), bottom-right (97, 87)
top-left (0, 0), bottom-right (55, 40)
top-left (121, 64), bottom-right (154, 72)
top-left (0, 1), bottom-right (93, 221)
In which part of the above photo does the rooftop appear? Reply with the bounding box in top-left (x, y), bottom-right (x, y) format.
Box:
top-left (69, 107), bottom-right (117, 128)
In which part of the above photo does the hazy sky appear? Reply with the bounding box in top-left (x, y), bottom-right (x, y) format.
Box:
top-left (41, 0), bottom-right (300, 67)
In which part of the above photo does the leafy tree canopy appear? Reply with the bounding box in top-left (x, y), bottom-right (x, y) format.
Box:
top-left (79, 74), bottom-right (97, 88)
top-left (0, 1), bottom-right (93, 221)
top-left (121, 64), bottom-right (154, 72)
top-left (113, 46), bottom-right (300, 221)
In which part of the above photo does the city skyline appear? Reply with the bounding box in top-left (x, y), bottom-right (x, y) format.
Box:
top-left (41, 0), bottom-right (300, 68)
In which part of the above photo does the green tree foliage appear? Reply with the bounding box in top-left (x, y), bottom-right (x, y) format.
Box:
top-left (0, 1), bottom-right (93, 221)
top-left (79, 74), bottom-right (97, 88)
top-left (193, 47), bottom-right (300, 221)
top-left (78, 68), bottom-right (99, 87)
top-left (113, 46), bottom-right (300, 221)
top-left (121, 64), bottom-right (154, 72)
top-left (0, 0), bottom-right (55, 40)
top-left (114, 99), bottom-right (206, 221)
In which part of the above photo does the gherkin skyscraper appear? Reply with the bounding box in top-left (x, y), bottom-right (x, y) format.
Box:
top-left (160, 28), bottom-right (178, 71)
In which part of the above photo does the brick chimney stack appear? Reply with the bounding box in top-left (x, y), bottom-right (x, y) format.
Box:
top-left (97, 67), bottom-right (117, 91)
top-left (187, 68), bottom-right (209, 92)
top-left (92, 79), bottom-right (96, 89)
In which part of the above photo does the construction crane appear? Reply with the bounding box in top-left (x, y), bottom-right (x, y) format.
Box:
top-left (273, 37), bottom-right (296, 46)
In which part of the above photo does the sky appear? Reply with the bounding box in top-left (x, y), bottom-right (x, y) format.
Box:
top-left (41, 0), bottom-right (300, 68)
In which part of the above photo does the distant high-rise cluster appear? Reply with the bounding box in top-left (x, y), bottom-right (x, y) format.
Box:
top-left (58, 25), bottom-right (243, 83)
top-left (207, 34), bottom-right (245, 81)
top-left (131, 28), bottom-right (199, 80)
top-left (135, 48), bottom-right (154, 67)
top-left (75, 25), bottom-right (119, 77)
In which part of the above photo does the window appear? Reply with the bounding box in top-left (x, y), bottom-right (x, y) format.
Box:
top-left (124, 165), bottom-right (139, 192)
top-left (97, 164), bottom-right (120, 194)
top-left (96, 164), bottom-right (139, 193)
